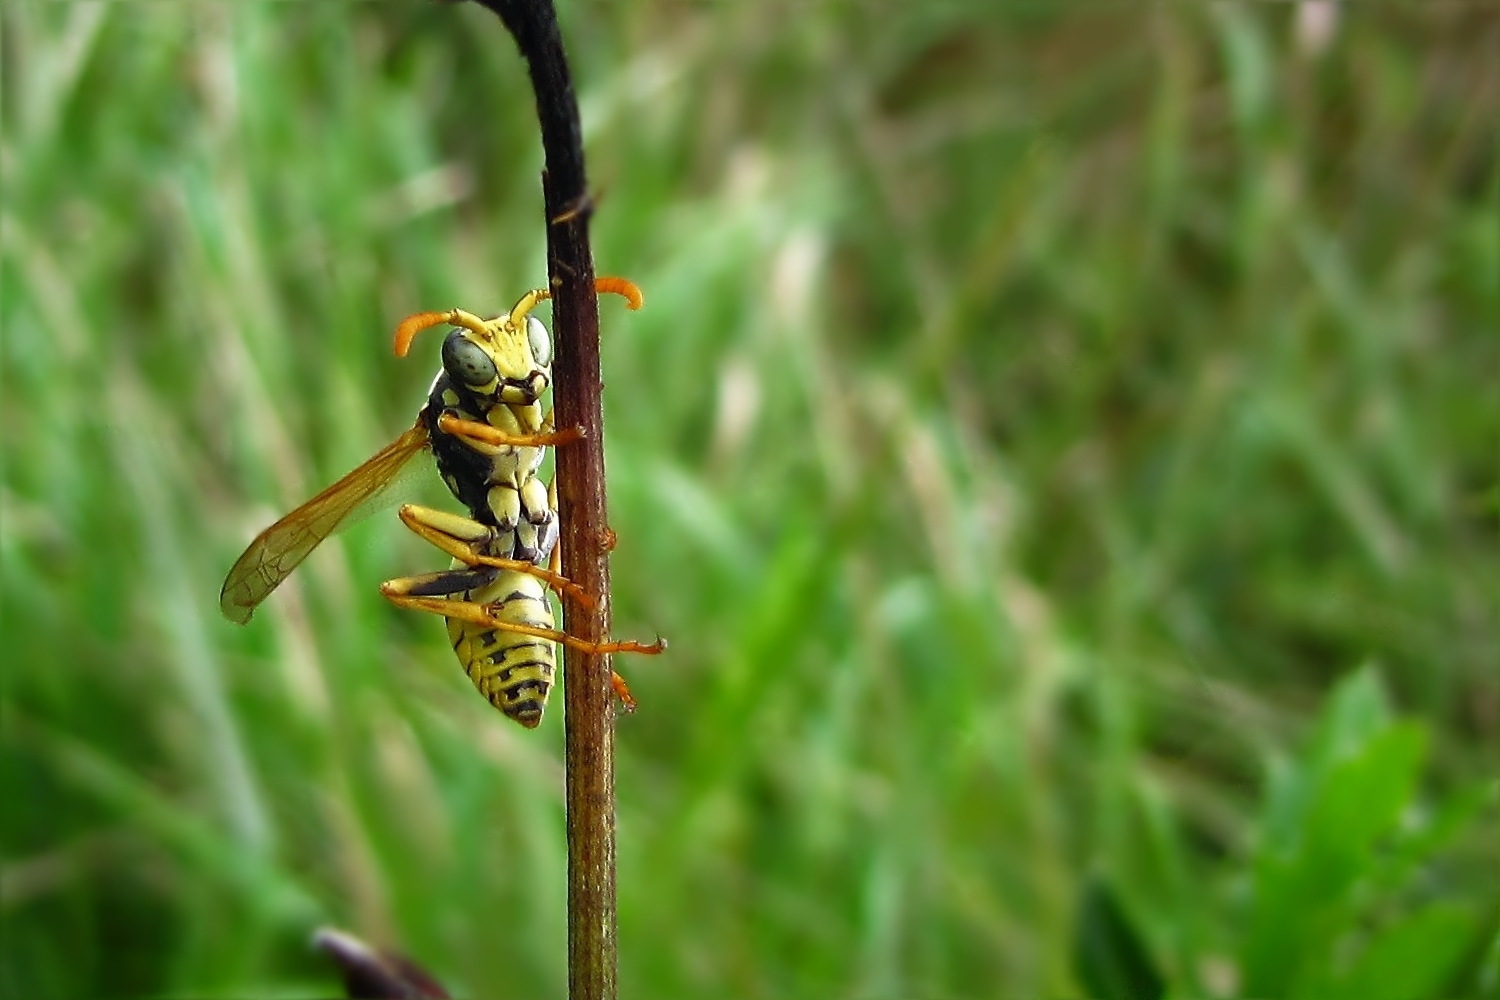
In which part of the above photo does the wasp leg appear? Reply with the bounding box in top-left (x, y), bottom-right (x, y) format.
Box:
top-left (387, 583), bottom-right (655, 715)
top-left (539, 490), bottom-right (651, 707)
top-left (381, 566), bottom-right (500, 602)
top-left (379, 591), bottom-right (667, 658)
top-left (436, 412), bottom-right (584, 450)
top-left (611, 672), bottom-right (639, 713)
top-left (395, 504), bottom-right (595, 608)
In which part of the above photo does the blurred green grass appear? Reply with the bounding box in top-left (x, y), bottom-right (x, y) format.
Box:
top-left (2, 2), bottom-right (1496, 998)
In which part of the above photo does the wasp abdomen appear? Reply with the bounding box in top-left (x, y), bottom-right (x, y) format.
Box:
top-left (450, 573), bottom-right (556, 728)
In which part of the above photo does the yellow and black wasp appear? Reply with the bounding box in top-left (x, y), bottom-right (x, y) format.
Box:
top-left (219, 277), bottom-right (663, 727)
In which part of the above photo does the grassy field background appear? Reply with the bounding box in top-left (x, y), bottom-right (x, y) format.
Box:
top-left (3, 2), bottom-right (1497, 998)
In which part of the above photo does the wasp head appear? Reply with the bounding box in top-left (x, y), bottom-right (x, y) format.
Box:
top-left (395, 290), bottom-right (553, 406)
top-left (392, 279), bottom-right (642, 406)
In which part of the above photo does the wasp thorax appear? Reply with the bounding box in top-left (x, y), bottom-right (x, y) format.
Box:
top-left (442, 331), bottom-right (499, 390)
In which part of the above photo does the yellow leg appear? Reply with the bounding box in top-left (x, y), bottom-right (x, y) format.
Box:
top-left (378, 591), bottom-right (667, 657)
top-left (395, 503), bottom-right (594, 607)
top-left (436, 412), bottom-right (585, 450)
top-left (537, 493), bottom-right (651, 707)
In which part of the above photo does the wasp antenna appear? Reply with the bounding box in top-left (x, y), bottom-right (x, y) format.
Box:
top-left (506, 288), bottom-right (554, 327)
top-left (394, 308), bottom-right (492, 357)
top-left (393, 311), bottom-right (454, 358)
top-left (595, 276), bottom-right (644, 311)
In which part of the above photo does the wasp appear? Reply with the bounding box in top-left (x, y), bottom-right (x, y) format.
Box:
top-left (219, 277), bottom-right (664, 727)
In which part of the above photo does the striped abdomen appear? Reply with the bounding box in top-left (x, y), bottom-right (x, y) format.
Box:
top-left (449, 570), bottom-right (555, 728)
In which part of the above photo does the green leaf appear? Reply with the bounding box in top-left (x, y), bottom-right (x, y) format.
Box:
top-left (1325, 904), bottom-right (1479, 1000)
top-left (1072, 875), bottom-right (1166, 1000)
top-left (1244, 670), bottom-right (1430, 996)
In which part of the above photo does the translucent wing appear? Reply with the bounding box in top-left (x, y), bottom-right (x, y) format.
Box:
top-left (220, 417), bottom-right (432, 624)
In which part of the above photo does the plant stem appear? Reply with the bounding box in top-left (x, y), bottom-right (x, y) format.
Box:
top-left (463, 3), bottom-right (618, 998)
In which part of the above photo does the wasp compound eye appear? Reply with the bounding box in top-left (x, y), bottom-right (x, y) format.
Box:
top-left (525, 315), bottom-right (552, 369)
top-left (442, 332), bottom-right (499, 389)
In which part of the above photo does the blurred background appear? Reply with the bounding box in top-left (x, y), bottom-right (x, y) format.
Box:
top-left (2, 2), bottom-right (1496, 997)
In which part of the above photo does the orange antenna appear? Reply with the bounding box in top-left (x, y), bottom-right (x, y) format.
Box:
top-left (595, 276), bottom-right (644, 311)
top-left (392, 308), bottom-right (490, 358)
top-left (393, 311), bottom-right (453, 358)
top-left (393, 281), bottom-right (638, 359)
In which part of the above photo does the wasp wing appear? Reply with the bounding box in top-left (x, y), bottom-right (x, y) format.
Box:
top-left (220, 417), bottom-right (432, 624)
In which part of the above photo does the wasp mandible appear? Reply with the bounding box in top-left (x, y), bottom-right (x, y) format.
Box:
top-left (220, 277), bottom-right (663, 727)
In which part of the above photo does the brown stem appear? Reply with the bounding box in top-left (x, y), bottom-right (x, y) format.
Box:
top-left (463, 3), bottom-right (617, 999)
